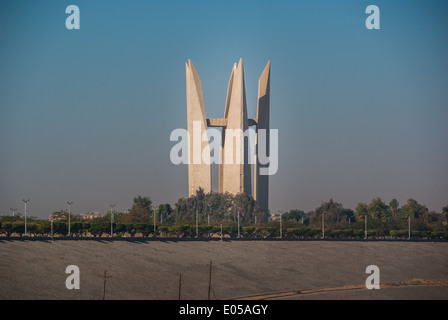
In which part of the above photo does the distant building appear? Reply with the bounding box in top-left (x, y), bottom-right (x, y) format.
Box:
top-left (79, 212), bottom-right (101, 220)
top-left (48, 213), bottom-right (65, 221)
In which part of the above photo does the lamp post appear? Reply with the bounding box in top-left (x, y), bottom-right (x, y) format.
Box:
top-left (408, 215), bottom-right (411, 240)
top-left (51, 218), bottom-right (54, 240)
top-left (10, 208), bottom-right (18, 216)
top-left (22, 199), bottom-right (30, 236)
top-left (364, 213), bottom-right (368, 240)
top-left (322, 213), bottom-right (325, 239)
top-left (278, 210), bottom-right (284, 239)
top-left (67, 201), bottom-right (74, 237)
top-left (109, 204), bottom-right (116, 238)
top-left (196, 206), bottom-right (200, 238)
top-left (152, 204), bottom-right (158, 237)
top-left (237, 208), bottom-right (240, 238)
top-left (160, 206), bottom-right (163, 225)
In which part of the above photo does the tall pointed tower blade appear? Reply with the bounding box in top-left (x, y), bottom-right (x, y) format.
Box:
top-left (186, 59), bottom-right (211, 196)
top-left (254, 60), bottom-right (271, 220)
top-left (220, 58), bottom-right (251, 195)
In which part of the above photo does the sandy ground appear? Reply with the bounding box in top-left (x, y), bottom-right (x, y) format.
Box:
top-left (0, 239), bottom-right (447, 300)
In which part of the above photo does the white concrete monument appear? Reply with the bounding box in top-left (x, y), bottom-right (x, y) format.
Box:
top-left (186, 58), bottom-right (271, 218)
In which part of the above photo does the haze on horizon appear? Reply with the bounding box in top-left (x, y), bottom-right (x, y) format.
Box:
top-left (1, 0), bottom-right (447, 219)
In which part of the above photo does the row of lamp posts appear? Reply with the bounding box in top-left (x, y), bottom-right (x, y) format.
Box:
top-left (9, 201), bottom-right (414, 240)
top-left (278, 211), bottom-right (412, 240)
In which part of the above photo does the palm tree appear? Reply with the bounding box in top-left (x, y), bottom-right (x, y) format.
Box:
top-left (389, 199), bottom-right (399, 217)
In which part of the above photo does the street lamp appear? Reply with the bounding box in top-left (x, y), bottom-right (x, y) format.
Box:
top-left (196, 207), bottom-right (199, 238)
top-left (160, 205), bottom-right (163, 225)
top-left (22, 199), bottom-right (30, 236)
top-left (109, 204), bottom-right (116, 238)
top-left (67, 201), bottom-right (74, 237)
top-left (322, 213), bottom-right (325, 239)
top-left (152, 204), bottom-right (158, 237)
top-left (278, 210), bottom-right (284, 239)
top-left (10, 208), bottom-right (18, 216)
top-left (50, 218), bottom-right (54, 240)
top-left (408, 215), bottom-right (411, 240)
top-left (364, 213), bottom-right (368, 240)
top-left (237, 208), bottom-right (240, 238)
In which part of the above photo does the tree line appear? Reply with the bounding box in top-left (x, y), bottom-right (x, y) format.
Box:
top-left (283, 198), bottom-right (448, 232)
top-left (1, 192), bottom-right (447, 239)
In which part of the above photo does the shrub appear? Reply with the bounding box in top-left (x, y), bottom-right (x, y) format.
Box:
top-left (352, 229), bottom-right (364, 238)
top-left (114, 223), bottom-right (127, 237)
top-left (89, 223), bottom-right (109, 237)
top-left (368, 229), bottom-right (389, 238)
top-left (431, 231), bottom-right (448, 239)
top-left (36, 221), bottom-right (51, 236)
top-left (2, 222), bottom-right (13, 237)
top-left (390, 230), bottom-right (407, 238)
top-left (126, 224), bottom-right (136, 237)
top-left (309, 228), bottom-right (322, 238)
top-left (285, 228), bottom-right (308, 238)
top-left (12, 222), bottom-right (25, 236)
top-left (135, 223), bottom-right (153, 237)
top-left (71, 222), bottom-right (84, 237)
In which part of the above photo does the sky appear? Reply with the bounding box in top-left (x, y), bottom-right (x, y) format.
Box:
top-left (1, 0), bottom-right (447, 218)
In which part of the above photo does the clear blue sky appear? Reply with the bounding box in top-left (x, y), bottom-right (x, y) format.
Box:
top-left (1, 0), bottom-right (447, 218)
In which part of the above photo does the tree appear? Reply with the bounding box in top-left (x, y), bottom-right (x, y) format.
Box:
top-left (133, 196), bottom-right (152, 211)
top-left (174, 197), bottom-right (190, 222)
top-left (193, 187), bottom-right (206, 224)
top-left (389, 199), bottom-right (399, 217)
top-left (233, 193), bottom-right (263, 224)
top-left (443, 206), bottom-right (448, 215)
top-left (355, 203), bottom-right (368, 221)
top-left (155, 204), bottom-right (173, 224)
top-left (400, 199), bottom-right (428, 220)
top-left (282, 209), bottom-right (306, 222)
top-left (0, 213), bottom-right (24, 223)
top-left (175, 190), bottom-right (235, 223)
top-left (120, 196), bottom-right (153, 224)
top-left (442, 205), bottom-right (448, 222)
top-left (309, 199), bottom-right (347, 228)
top-left (204, 191), bottom-right (233, 222)
top-left (367, 197), bottom-right (390, 221)
top-left (422, 211), bottom-right (440, 224)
